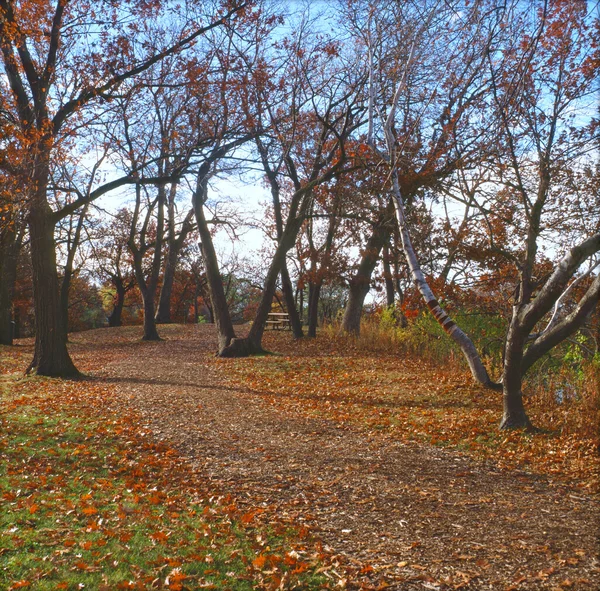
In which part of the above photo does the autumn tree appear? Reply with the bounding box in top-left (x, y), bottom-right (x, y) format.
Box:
top-left (477, 0), bottom-right (600, 427)
top-left (0, 0), bottom-right (247, 375)
top-left (348, 0), bottom-right (503, 387)
top-left (89, 209), bottom-right (137, 328)
top-left (195, 5), bottom-right (362, 356)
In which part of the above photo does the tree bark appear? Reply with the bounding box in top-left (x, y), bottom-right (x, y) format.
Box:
top-left (141, 289), bottom-right (160, 340)
top-left (383, 243), bottom-right (395, 308)
top-left (341, 203), bottom-right (394, 335)
top-left (27, 160), bottom-right (79, 376)
top-left (499, 312), bottom-right (531, 429)
top-left (0, 218), bottom-right (21, 345)
top-left (192, 168), bottom-right (236, 353)
top-left (307, 280), bottom-right (322, 338)
top-left (108, 282), bottom-right (126, 327)
top-left (155, 204), bottom-right (195, 323)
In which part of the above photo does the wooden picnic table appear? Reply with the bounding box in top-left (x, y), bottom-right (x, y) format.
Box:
top-left (266, 312), bottom-right (291, 330)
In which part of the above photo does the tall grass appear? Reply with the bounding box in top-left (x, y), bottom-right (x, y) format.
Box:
top-left (326, 306), bottom-right (599, 438)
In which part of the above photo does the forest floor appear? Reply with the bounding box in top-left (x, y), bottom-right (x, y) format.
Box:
top-left (1, 323), bottom-right (598, 590)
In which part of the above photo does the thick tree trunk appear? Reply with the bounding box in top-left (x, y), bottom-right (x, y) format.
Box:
top-left (307, 280), bottom-right (322, 338)
top-left (27, 177), bottom-right (79, 377)
top-left (108, 283), bottom-right (126, 327)
top-left (0, 222), bottom-right (20, 345)
top-left (141, 289), bottom-right (160, 341)
top-left (500, 314), bottom-right (531, 429)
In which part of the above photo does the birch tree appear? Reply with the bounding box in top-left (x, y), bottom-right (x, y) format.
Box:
top-left (351, 0), bottom-right (499, 387)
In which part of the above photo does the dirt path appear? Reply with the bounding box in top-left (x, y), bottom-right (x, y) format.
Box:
top-left (73, 325), bottom-right (599, 590)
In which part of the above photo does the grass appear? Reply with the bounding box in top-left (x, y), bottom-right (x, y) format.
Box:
top-left (0, 374), bottom-right (334, 591)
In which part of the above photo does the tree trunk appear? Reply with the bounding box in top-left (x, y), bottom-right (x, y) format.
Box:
top-left (60, 205), bottom-right (88, 340)
top-left (156, 208), bottom-right (194, 324)
top-left (341, 209), bottom-right (392, 335)
top-left (281, 263), bottom-right (304, 338)
top-left (383, 243), bottom-right (395, 307)
top-left (307, 280), bottom-right (322, 338)
top-left (220, 218), bottom-right (301, 357)
top-left (155, 244), bottom-right (179, 324)
top-left (141, 289), bottom-right (160, 341)
top-left (499, 313), bottom-right (531, 429)
top-left (391, 175), bottom-right (495, 388)
top-left (27, 171), bottom-right (79, 376)
top-left (192, 170), bottom-right (236, 353)
top-left (108, 282), bottom-right (126, 327)
top-left (0, 221), bottom-right (20, 346)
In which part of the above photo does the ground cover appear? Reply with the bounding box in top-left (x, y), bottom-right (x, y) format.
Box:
top-left (218, 330), bottom-right (598, 490)
top-left (1, 324), bottom-right (598, 590)
top-left (0, 366), bottom-right (337, 590)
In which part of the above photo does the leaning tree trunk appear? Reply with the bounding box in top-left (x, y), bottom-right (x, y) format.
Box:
top-left (192, 172), bottom-right (236, 354)
top-left (27, 163), bottom-right (79, 376)
top-left (391, 174), bottom-right (495, 388)
top-left (0, 221), bottom-right (20, 345)
top-left (220, 218), bottom-right (301, 357)
top-left (281, 263), bottom-right (304, 338)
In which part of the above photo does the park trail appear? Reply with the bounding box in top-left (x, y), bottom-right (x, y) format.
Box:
top-left (74, 324), bottom-right (599, 590)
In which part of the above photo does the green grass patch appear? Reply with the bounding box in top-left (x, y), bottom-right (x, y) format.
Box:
top-left (0, 386), bottom-right (332, 590)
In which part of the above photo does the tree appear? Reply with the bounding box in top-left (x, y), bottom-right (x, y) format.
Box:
top-left (211, 9), bottom-right (362, 356)
top-left (480, 0), bottom-right (600, 427)
top-left (353, 0), bottom-right (499, 387)
top-left (0, 172), bottom-right (26, 345)
top-left (0, 0), bottom-right (247, 376)
top-left (90, 210), bottom-right (137, 328)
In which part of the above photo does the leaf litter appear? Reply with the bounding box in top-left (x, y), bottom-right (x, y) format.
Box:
top-left (1, 323), bottom-right (598, 590)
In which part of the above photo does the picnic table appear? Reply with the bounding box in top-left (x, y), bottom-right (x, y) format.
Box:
top-left (266, 312), bottom-right (291, 330)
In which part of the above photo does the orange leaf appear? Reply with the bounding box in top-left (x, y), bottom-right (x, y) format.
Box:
top-left (253, 554), bottom-right (267, 569)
